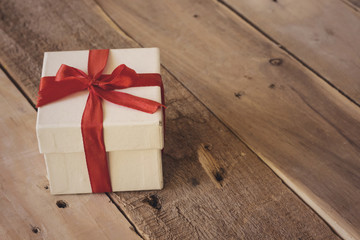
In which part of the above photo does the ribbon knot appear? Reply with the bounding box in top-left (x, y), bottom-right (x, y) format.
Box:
top-left (37, 49), bottom-right (164, 193)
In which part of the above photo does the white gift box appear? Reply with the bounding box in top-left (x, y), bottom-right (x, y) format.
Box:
top-left (36, 48), bottom-right (164, 194)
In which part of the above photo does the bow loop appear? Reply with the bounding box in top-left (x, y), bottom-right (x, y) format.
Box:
top-left (55, 64), bottom-right (89, 83)
top-left (97, 64), bottom-right (139, 90)
top-left (88, 49), bottom-right (109, 80)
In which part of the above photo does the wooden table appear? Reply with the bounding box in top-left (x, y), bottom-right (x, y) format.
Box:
top-left (1, 0), bottom-right (359, 239)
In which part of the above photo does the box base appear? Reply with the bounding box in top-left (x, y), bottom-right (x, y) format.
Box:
top-left (44, 149), bottom-right (163, 194)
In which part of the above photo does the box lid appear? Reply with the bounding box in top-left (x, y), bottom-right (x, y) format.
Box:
top-left (36, 48), bottom-right (163, 153)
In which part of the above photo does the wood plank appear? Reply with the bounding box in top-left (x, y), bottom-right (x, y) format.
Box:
top-left (108, 67), bottom-right (339, 239)
top-left (95, 1), bottom-right (360, 239)
top-left (222, 0), bottom-right (360, 104)
top-left (0, 0), bottom-right (339, 239)
top-left (343, 0), bottom-right (360, 9)
top-left (0, 70), bottom-right (140, 240)
top-left (0, 0), bottom-right (134, 103)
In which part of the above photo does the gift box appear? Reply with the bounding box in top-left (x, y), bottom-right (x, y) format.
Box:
top-left (36, 48), bottom-right (164, 194)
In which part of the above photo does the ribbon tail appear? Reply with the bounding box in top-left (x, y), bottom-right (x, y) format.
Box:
top-left (81, 89), bottom-right (112, 193)
top-left (94, 87), bottom-right (164, 114)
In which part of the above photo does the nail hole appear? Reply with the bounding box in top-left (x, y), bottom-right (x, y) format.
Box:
top-left (56, 200), bottom-right (68, 208)
top-left (269, 83), bottom-right (276, 89)
top-left (143, 195), bottom-right (161, 210)
top-left (214, 172), bottom-right (223, 182)
top-left (273, 0), bottom-right (277, 2)
top-left (191, 178), bottom-right (200, 186)
top-left (204, 144), bottom-right (213, 151)
top-left (234, 91), bottom-right (245, 98)
top-left (31, 226), bottom-right (40, 234)
top-left (269, 58), bottom-right (283, 66)
top-left (214, 168), bottom-right (225, 182)
top-left (193, 14), bottom-right (199, 18)
top-left (44, 185), bottom-right (49, 190)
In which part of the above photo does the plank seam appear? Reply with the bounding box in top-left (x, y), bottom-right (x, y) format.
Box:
top-left (0, 64), bottom-right (36, 109)
top-left (106, 193), bottom-right (145, 239)
top-left (290, 86), bottom-right (360, 150)
top-left (216, 0), bottom-right (360, 108)
top-left (162, 63), bottom-right (343, 240)
top-left (340, 0), bottom-right (360, 12)
top-left (79, 1), bottom-right (343, 239)
top-left (93, 0), bottom-right (141, 48)
top-left (0, 63), bottom-right (144, 240)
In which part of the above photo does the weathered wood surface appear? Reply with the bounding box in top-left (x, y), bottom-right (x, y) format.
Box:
top-left (0, 0), bottom-right (341, 239)
top-left (220, 0), bottom-right (360, 105)
top-left (0, 70), bottom-right (140, 240)
top-left (96, 0), bottom-right (360, 239)
top-left (108, 67), bottom-right (338, 239)
top-left (0, 0), bottom-right (134, 104)
top-left (344, 0), bottom-right (360, 9)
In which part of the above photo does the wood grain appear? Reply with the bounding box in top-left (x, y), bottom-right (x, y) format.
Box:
top-left (96, 0), bottom-right (360, 239)
top-left (343, 0), bottom-right (360, 9)
top-left (0, 70), bottom-right (140, 240)
top-left (221, 0), bottom-right (360, 105)
top-left (0, 0), bottom-right (135, 103)
top-left (109, 68), bottom-right (339, 239)
top-left (0, 0), bottom-right (340, 239)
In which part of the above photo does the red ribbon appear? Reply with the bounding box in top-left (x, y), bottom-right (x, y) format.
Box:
top-left (37, 49), bottom-right (164, 193)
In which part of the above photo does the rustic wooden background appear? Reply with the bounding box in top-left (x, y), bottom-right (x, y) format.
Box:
top-left (0, 0), bottom-right (359, 239)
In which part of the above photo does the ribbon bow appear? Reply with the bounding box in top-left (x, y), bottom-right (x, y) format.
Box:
top-left (37, 49), bottom-right (164, 193)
